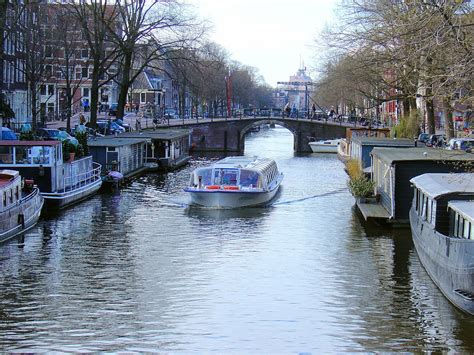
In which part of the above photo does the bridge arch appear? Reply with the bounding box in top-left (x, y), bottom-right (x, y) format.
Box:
top-left (239, 119), bottom-right (297, 152)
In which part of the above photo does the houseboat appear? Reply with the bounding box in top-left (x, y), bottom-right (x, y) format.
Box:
top-left (0, 141), bottom-right (102, 210)
top-left (309, 139), bottom-right (341, 153)
top-left (356, 147), bottom-right (474, 224)
top-left (88, 137), bottom-right (148, 185)
top-left (184, 156), bottom-right (283, 208)
top-left (409, 173), bottom-right (474, 315)
top-left (337, 127), bottom-right (390, 163)
top-left (118, 129), bottom-right (192, 171)
top-left (0, 170), bottom-right (44, 242)
top-left (350, 137), bottom-right (415, 173)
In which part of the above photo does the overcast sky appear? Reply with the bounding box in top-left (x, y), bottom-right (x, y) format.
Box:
top-left (188, 0), bottom-right (338, 87)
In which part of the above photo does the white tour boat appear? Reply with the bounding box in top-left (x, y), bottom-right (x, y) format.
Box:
top-left (0, 169), bottom-right (44, 243)
top-left (184, 156), bottom-right (283, 208)
top-left (309, 139), bottom-right (341, 153)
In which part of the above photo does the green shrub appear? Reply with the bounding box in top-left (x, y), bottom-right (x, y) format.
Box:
top-left (391, 110), bottom-right (421, 139)
top-left (348, 174), bottom-right (375, 198)
top-left (74, 131), bottom-right (89, 156)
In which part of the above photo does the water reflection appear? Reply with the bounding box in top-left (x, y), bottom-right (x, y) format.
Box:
top-left (0, 126), bottom-right (474, 352)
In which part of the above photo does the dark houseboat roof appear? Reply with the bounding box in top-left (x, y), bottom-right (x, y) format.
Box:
top-left (0, 140), bottom-right (60, 146)
top-left (410, 173), bottom-right (474, 199)
top-left (118, 129), bottom-right (191, 140)
top-left (87, 137), bottom-right (147, 147)
top-left (371, 147), bottom-right (474, 164)
top-left (352, 137), bottom-right (415, 147)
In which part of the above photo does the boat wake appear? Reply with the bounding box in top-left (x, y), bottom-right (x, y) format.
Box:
top-left (271, 187), bottom-right (347, 206)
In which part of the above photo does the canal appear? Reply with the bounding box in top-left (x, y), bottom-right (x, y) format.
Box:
top-left (0, 126), bottom-right (473, 352)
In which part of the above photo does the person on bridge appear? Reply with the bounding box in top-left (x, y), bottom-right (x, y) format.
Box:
top-left (284, 104), bottom-right (290, 118)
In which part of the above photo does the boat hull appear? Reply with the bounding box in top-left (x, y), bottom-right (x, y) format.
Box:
top-left (42, 178), bottom-right (102, 210)
top-left (309, 141), bottom-right (339, 153)
top-left (0, 189), bottom-right (44, 243)
top-left (186, 187), bottom-right (280, 208)
top-left (409, 207), bottom-right (474, 315)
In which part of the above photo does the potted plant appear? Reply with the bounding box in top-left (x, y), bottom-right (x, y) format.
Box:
top-left (62, 140), bottom-right (76, 162)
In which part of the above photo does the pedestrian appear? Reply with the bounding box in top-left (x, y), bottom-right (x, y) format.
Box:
top-left (135, 103), bottom-right (139, 113)
top-left (79, 114), bottom-right (86, 125)
top-left (311, 104), bottom-right (316, 118)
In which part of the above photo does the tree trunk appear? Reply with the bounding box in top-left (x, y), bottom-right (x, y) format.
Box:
top-left (30, 85), bottom-right (37, 131)
top-left (90, 70), bottom-right (99, 128)
top-left (426, 95), bottom-right (436, 134)
top-left (443, 97), bottom-right (455, 141)
top-left (117, 53), bottom-right (132, 120)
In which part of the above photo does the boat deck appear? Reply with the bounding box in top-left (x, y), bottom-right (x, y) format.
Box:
top-left (356, 199), bottom-right (391, 221)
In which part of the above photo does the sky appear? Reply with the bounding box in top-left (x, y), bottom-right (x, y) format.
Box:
top-left (188, 0), bottom-right (339, 87)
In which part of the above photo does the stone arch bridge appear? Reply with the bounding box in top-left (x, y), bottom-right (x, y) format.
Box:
top-left (175, 117), bottom-right (350, 153)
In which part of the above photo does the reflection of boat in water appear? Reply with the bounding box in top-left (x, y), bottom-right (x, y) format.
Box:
top-left (409, 173), bottom-right (474, 315)
top-left (185, 205), bottom-right (270, 220)
top-left (309, 139), bottom-right (341, 153)
top-left (184, 156), bottom-right (283, 208)
top-left (0, 170), bottom-right (44, 243)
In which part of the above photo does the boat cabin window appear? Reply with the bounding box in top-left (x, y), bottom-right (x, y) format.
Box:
top-left (450, 209), bottom-right (473, 239)
top-left (240, 169), bottom-right (259, 187)
top-left (214, 168), bottom-right (239, 186)
top-left (30, 146), bottom-right (51, 165)
top-left (0, 146), bottom-right (13, 164)
top-left (3, 191), bottom-right (6, 207)
top-left (196, 168), bottom-right (212, 186)
top-left (15, 146), bottom-right (31, 164)
top-left (414, 188), bottom-right (436, 224)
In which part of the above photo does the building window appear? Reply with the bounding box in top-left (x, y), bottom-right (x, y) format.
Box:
top-left (83, 88), bottom-right (89, 98)
top-left (48, 85), bottom-right (54, 96)
top-left (81, 49), bottom-right (88, 58)
top-left (140, 93), bottom-right (146, 103)
top-left (40, 85), bottom-right (46, 95)
top-left (81, 67), bottom-right (88, 78)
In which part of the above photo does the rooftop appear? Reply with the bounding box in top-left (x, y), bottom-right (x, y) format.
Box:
top-left (351, 137), bottom-right (415, 147)
top-left (118, 129), bottom-right (192, 140)
top-left (87, 137), bottom-right (147, 147)
top-left (371, 147), bottom-right (474, 164)
top-left (448, 200), bottom-right (474, 221)
top-left (410, 173), bottom-right (474, 199)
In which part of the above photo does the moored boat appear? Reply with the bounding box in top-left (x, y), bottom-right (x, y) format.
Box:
top-left (0, 169), bottom-right (44, 243)
top-left (409, 173), bottom-right (474, 315)
top-left (309, 139), bottom-right (341, 153)
top-left (184, 156), bottom-right (283, 208)
top-left (0, 141), bottom-right (102, 210)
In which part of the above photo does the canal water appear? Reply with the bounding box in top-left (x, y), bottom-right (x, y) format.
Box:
top-left (1, 126), bottom-right (473, 352)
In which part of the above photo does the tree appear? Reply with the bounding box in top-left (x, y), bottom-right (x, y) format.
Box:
top-left (107, 0), bottom-right (205, 120)
top-left (67, 0), bottom-right (120, 128)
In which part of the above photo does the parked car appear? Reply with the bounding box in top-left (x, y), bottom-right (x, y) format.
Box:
top-left (417, 133), bottom-right (430, 143)
top-left (113, 118), bottom-right (131, 131)
top-left (108, 103), bottom-right (118, 116)
top-left (446, 138), bottom-right (474, 151)
top-left (36, 128), bottom-right (78, 146)
top-left (164, 108), bottom-right (179, 119)
top-left (425, 134), bottom-right (446, 147)
top-left (97, 120), bottom-right (126, 135)
top-left (1, 127), bottom-right (18, 140)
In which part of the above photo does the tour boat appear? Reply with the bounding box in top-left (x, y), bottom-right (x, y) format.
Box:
top-left (0, 141), bottom-right (102, 210)
top-left (184, 156), bottom-right (283, 208)
top-left (409, 173), bottom-right (474, 315)
top-left (309, 139), bottom-right (341, 153)
top-left (0, 169), bottom-right (44, 243)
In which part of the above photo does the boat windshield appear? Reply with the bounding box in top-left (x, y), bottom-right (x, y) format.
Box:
top-left (196, 168), bottom-right (212, 186)
top-left (214, 168), bottom-right (239, 186)
top-left (239, 169), bottom-right (259, 187)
